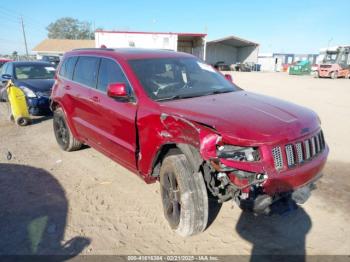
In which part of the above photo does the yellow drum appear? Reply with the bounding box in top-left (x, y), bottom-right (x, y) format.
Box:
top-left (6, 82), bottom-right (31, 126)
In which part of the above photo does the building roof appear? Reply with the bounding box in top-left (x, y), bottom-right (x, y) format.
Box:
top-left (207, 35), bottom-right (259, 47)
top-left (95, 30), bottom-right (207, 37)
top-left (33, 39), bottom-right (95, 53)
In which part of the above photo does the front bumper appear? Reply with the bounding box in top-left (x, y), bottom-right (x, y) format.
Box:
top-left (27, 96), bottom-right (51, 116)
top-left (221, 143), bottom-right (328, 195)
top-left (261, 145), bottom-right (328, 195)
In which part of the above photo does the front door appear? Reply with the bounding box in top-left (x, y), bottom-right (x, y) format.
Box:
top-left (88, 58), bottom-right (138, 171)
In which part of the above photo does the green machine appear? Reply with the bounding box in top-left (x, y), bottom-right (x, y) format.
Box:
top-left (289, 60), bottom-right (311, 75)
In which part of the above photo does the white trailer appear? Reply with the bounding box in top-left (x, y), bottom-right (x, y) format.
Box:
top-left (95, 30), bottom-right (207, 60)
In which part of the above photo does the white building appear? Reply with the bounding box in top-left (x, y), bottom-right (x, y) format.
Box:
top-left (95, 30), bottom-right (207, 60)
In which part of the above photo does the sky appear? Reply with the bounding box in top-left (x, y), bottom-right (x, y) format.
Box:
top-left (0, 0), bottom-right (349, 55)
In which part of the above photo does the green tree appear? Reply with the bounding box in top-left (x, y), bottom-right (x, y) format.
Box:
top-left (47, 17), bottom-right (94, 40)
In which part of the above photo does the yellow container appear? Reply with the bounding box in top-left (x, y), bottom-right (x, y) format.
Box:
top-left (6, 82), bottom-right (31, 126)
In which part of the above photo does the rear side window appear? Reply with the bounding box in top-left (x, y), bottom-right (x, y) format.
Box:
top-left (59, 56), bottom-right (78, 80)
top-left (73, 56), bottom-right (100, 88)
top-left (97, 58), bottom-right (130, 92)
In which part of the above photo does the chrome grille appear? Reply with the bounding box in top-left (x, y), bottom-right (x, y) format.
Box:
top-left (311, 137), bottom-right (316, 157)
top-left (296, 142), bottom-right (304, 163)
top-left (272, 130), bottom-right (326, 171)
top-left (304, 140), bottom-right (311, 160)
top-left (315, 135), bottom-right (321, 153)
top-left (272, 146), bottom-right (283, 170)
top-left (285, 144), bottom-right (295, 167)
top-left (319, 131), bottom-right (325, 150)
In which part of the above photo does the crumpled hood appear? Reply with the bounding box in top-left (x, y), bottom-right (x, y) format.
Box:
top-left (159, 91), bottom-right (320, 144)
top-left (14, 79), bottom-right (54, 93)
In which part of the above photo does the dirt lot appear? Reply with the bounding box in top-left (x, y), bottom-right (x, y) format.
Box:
top-left (0, 72), bottom-right (349, 256)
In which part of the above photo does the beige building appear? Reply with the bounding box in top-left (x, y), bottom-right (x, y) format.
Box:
top-left (32, 39), bottom-right (95, 59)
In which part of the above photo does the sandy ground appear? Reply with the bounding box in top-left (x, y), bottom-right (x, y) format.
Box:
top-left (0, 72), bottom-right (349, 257)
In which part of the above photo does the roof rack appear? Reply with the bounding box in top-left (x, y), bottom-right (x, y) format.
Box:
top-left (72, 48), bottom-right (115, 51)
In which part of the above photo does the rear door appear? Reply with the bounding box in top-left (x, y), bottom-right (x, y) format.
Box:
top-left (88, 57), bottom-right (138, 171)
top-left (69, 56), bottom-right (101, 142)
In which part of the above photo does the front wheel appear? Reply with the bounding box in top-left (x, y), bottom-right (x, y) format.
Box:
top-left (53, 108), bottom-right (82, 151)
top-left (160, 154), bottom-right (208, 237)
top-left (331, 71), bottom-right (338, 79)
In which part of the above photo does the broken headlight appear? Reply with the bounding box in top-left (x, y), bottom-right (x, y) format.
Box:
top-left (217, 145), bottom-right (260, 161)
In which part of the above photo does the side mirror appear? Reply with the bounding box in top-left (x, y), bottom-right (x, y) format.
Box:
top-left (224, 74), bottom-right (233, 82)
top-left (1, 74), bottom-right (12, 80)
top-left (107, 82), bottom-right (129, 100)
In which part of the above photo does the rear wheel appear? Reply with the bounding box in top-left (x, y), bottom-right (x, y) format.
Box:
top-left (16, 117), bottom-right (30, 126)
top-left (345, 72), bottom-right (350, 79)
top-left (53, 108), bottom-right (82, 151)
top-left (160, 154), bottom-right (208, 237)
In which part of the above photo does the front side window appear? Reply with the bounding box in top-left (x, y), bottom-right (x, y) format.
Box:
top-left (323, 53), bottom-right (338, 64)
top-left (128, 57), bottom-right (239, 101)
top-left (73, 56), bottom-right (100, 88)
top-left (97, 58), bottom-right (131, 93)
top-left (14, 64), bottom-right (55, 80)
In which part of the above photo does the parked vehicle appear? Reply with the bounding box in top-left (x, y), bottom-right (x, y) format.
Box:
top-left (41, 55), bottom-right (60, 67)
top-left (231, 62), bottom-right (253, 72)
top-left (313, 46), bottom-right (350, 79)
top-left (0, 61), bottom-right (55, 115)
top-left (0, 58), bottom-right (12, 70)
top-left (213, 61), bottom-right (230, 71)
top-left (289, 60), bottom-right (311, 75)
top-left (51, 48), bottom-right (329, 236)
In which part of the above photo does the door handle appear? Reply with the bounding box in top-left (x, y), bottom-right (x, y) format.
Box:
top-left (90, 96), bottom-right (100, 103)
top-left (64, 85), bottom-right (71, 90)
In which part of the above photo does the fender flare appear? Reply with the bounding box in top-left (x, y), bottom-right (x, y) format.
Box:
top-left (151, 143), bottom-right (204, 178)
top-left (51, 100), bottom-right (80, 140)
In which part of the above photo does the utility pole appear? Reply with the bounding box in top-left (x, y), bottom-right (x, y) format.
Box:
top-left (20, 16), bottom-right (29, 57)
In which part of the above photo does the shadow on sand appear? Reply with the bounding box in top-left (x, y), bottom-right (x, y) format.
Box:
top-left (0, 163), bottom-right (90, 258)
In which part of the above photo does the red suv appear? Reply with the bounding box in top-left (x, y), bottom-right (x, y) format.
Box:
top-left (51, 48), bottom-right (329, 236)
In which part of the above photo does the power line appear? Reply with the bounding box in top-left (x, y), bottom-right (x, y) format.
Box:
top-left (0, 4), bottom-right (47, 28)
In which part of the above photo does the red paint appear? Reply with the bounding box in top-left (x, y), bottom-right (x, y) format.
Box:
top-left (107, 83), bottom-right (128, 98)
top-left (0, 58), bottom-right (12, 63)
top-left (52, 48), bottom-right (328, 194)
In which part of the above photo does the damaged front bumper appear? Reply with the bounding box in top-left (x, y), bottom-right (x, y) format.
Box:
top-left (199, 129), bottom-right (329, 214)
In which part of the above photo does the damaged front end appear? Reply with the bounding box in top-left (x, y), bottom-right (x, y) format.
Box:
top-left (198, 130), bottom-right (321, 215)
top-left (199, 132), bottom-right (275, 214)
top-left (150, 112), bottom-right (326, 215)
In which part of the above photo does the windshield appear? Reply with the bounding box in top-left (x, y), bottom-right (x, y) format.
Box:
top-left (128, 57), bottom-right (239, 101)
top-left (323, 52), bottom-right (338, 64)
top-left (15, 64), bottom-right (56, 80)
